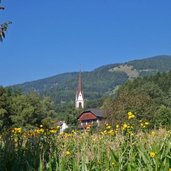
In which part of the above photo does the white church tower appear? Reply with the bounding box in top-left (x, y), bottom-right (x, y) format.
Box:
top-left (75, 71), bottom-right (84, 109)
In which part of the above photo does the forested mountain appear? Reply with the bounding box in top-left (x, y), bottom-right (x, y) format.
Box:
top-left (11, 55), bottom-right (171, 105)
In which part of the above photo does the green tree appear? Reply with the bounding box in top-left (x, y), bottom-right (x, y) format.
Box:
top-left (103, 86), bottom-right (154, 126)
top-left (0, 87), bottom-right (12, 130)
top-left (10, 92), bottom-right (57, 128)
top-left (0, 87), bottom-right (57, 129)
top-left (156, 105), bottom-right (171, 128)
top-left (103, 72), bottom-right (171, 128)
top-left (41, 96), bottom-right (57, 128)
top-left (0, 0), bottom-right (11, 41)
top-left (10, 93), bottom-right (43, 128)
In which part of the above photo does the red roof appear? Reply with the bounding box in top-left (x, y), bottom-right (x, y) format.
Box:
top-left (79, 112), bottom-right (97, 121)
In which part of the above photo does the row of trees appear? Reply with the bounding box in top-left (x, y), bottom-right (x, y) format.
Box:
top-left (103, 72), bottom-right (171, 128)
top-left (0, 86), bottom-right (83, 131)
top-left (0, 87), bottom-right (57, 130)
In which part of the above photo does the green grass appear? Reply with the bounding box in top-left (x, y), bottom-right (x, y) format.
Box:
top-left (0, 127), bottom-right (171, 171)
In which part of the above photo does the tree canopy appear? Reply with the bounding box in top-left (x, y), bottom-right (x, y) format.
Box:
top-left (103, 71), bottom-right (171, 129)
top-left (0, 1), bottom-right (11, 41)
top-left (0, 87), bottom-right (57, 130)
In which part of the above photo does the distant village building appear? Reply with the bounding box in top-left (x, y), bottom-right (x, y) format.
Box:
top-left (59, 121), bottom-right (68, 133)
top-left (75, 71), bottom-right (104, 128)
top-left (78, 109), bottom-right (104, 128)
top-left (75, 71), bottom-right (84, 109)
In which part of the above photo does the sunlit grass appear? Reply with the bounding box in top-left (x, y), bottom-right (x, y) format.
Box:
top-left (0, 112), bottom-right (171, 170)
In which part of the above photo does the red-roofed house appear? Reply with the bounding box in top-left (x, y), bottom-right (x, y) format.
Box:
top-left (78, 109), bottom-right (104, 128)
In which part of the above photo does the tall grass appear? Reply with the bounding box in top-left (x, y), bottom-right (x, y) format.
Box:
top-left (0, 127), bottom-right (171, 171)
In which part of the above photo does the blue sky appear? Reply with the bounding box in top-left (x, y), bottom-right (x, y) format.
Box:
top-left (0, 0), bottom-right (171, 86)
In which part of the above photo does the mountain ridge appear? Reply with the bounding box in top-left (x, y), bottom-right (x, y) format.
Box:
top-left (11, 55), bottom-right (171, 104)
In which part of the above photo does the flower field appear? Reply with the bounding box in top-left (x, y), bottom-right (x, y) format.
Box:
top-left (0, 113), bottom-right (171, 171)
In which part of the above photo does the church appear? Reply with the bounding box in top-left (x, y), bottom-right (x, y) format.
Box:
top-left (75, 72), bottom-right (104, 128)
top-left (75, 71), bottom-right (84, 109)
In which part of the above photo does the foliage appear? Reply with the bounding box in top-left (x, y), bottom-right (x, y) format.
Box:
top-left (103, 71), bottom-right (171, 128)
top-left (0, 1), bottom-right (11, 41)
top-left (0, 87), bottom-right (57, 130)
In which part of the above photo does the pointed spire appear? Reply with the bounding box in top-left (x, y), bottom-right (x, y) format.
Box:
top-left (76, 71), bottom-right (82, 97)
top-left (75, 71), bottom-right (84, 109)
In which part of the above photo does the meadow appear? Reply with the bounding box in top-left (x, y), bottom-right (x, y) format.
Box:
top-left (0, 112), bottom-right (171, 171)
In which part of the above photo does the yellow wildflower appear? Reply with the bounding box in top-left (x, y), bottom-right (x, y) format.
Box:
top-left (65, 151), bottom-right (71, 155)
top-left (50, 129), bottom-right (57, 134)
top-left (92, 138), bottom-right (96, 141)
top-left (108, 129), bottom-right (114, 136)
top-left (128, 112), bottom-right (133, 116)
top-left (122, 123), bottom-right (128, 130)
top-left (130, 132), bottom-right (134, 136)
top-left (151, 131), bottom-right (155, 136)
top-left (12, 127), bottom-right (22, 134)
top-left (128, 112), bottom-right (135, 119)
top-left (106, 125), bottom-right (111, 129)
top-left (140, 123), bottom-right (144, 127)
top-left (36, 128), bottom-right (44, 134)
top-left (127, 125), bottom-right (131, 129)
top-left (39, 128), bottom-right (44, 133)
top-left (145, 122), bottom-right (149, 125)
top-left (72, 130), bottom-right (76, 134)
top-left (128, 115), bottom-right (132, 120)
top-left (116, 124), bottom-right (119, 128)
top-left (56, 126), bottom-right (60, 129)
top-left (149, 152), bottom-right (156, 158)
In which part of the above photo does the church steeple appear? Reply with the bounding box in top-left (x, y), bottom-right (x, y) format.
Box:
top-left (75, 71), bottom-right (84, 109)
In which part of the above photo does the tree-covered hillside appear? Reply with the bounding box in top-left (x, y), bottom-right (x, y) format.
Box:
top-left (127, 55), bottom-right (171, 76)
top-left (12, 71), bottom-right (128, 104)
top-left (103, 71), bottom-right (171, 128)
top-left (12, 55), bottom-right (171, 106)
